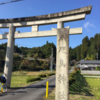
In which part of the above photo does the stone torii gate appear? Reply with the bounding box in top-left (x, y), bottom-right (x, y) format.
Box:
top-left (0, 5), bottom-right (92, 100)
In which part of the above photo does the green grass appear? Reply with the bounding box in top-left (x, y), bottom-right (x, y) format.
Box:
top-left (11, 75), bottom-right (34, 88)
top-left (11, 74), bottom-right (55, 88)
top-left (82, 74), bottom-right (100, 76)
top-left (0, 70), bottom-right (56, 88)
top-left (9, 70), bottom-right (55, 88)
top-left (85, 77), bottom-right (100, 100)
top-left (10, 74), bottom-right (55, 88)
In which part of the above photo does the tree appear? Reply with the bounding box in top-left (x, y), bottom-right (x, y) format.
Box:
top-left (46, 41), bottom-right (49, 44)
top-left (94, 33), bottom-right (98, 39)
top-left (76, 46), bottom-right (81, 61)
top-left (85, 55), bottom-right (91, 60)
top-left (13, 55), bottom-right (21, 61)
top-left (91, 54), bottom-right (96, 60)
top-left (81, 36), bottom-right (90, 59)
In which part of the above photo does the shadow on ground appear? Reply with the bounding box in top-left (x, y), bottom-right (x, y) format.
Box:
top-left (0, 83), bottom-right (55, 97)
top-left (69, 73), bottom-right (94, 97)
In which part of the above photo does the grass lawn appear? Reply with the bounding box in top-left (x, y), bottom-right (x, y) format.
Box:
top-left (11, 75), bottom-right (53, 88)
top-left (43, 73), bottom-right (100, 100)
top-left (0, 70), bottom-right (56, 88)
top-left (11, 75), bottom-right (34, 88)
top-left (85, 77), bottom-right (100, 100)
top-left (82, 74), bottom-right (100, 76)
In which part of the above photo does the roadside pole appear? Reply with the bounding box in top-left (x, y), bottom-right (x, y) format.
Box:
top-left (46, 81), bottom-right (49, 97)
top-left (50, 48), bottom-right (53, 73)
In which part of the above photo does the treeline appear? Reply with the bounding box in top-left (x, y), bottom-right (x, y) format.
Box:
top-left (0, 41), bottom-right (56, 71)
top-left (69, 33), bottom-right (100, 61)
top-left (0, 33), bottom-right (100, 71)
top-left (0, 41), bottom-right (56, 61)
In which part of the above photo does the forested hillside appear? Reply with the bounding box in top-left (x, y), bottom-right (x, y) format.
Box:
top-left (0, 41), bottom-right (56, 61)
top-left (0, 33), bottom-right (100, 71)
top-left (69, 33), bottom-right (100, 61)
top-left (0, 41), bottom-right (56, 72)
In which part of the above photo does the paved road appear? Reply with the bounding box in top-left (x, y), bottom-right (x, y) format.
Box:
top-left (0, 76), bottom-right (55, 100)
top-left (69, 67), bottom-right (74, 73)
top-left (0, 67), bottom-right (74, 100)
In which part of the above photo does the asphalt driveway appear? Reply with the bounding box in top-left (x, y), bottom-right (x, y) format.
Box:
top-left (0, 75), bottom-right (55, 100)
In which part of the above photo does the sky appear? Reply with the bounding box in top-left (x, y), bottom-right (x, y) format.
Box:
top-left (0, 0), bottom-right (100, 49)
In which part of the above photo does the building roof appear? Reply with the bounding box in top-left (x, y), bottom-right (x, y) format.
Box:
top-left (0, 5), bottom-right (92, 23)
top-left (79, 60), bottom-right (100, 64)
top-left (77, 64), bottom-right (98, 68)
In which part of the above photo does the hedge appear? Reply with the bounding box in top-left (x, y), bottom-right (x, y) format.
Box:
top-left (69, 70), bottom-right (80, 85)
top-left (47, 73), bottom-right (55, 76)
top-left (26, 76), bottom-right (41, 83)
top-left (38, 74), bottom-right (47, 77)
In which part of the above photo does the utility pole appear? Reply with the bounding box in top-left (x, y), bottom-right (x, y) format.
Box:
top-left (97, 53), bottom-right (98, 60)
top-left (50, 48), bottom-right (53, 73)
top-left (21, 52), bottom-right (23, 60)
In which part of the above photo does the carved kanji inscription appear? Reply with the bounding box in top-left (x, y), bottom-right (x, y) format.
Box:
top-left (58, 91), bottom-right (66, 100)
top-left (58, 74), bottom-right (66, 85)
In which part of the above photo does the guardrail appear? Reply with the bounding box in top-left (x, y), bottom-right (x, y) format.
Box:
top-left (81, 70), bottom-right (100, 75)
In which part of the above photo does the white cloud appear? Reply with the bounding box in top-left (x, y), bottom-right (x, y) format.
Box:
top-left (90, 24), bottom-right (95, 28)
top-left (84, 22), bottom-right (90, 28)
top-left (84, 22), bottom-right (95, 31)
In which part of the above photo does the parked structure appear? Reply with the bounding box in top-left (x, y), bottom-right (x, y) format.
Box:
top-left (77, 60), bottom-right (100, 70)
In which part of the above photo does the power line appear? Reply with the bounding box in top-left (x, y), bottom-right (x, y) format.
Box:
top-left (0, 0), bottom-right (24, 5)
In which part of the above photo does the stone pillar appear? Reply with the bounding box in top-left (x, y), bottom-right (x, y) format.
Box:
top-left (3, 24), bottom-right (15, 88)
top-left (57, 21), bottom-right (64, 28)
top-left (56, 21), bottom-right (69, 100)
top-left (32, 25), bottom-right (38, 32)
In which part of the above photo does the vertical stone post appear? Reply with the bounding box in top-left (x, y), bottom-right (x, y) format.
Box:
top-left (32, 25), bottom-right (38, 32)
top-left (57, 21), bottom-right (64, 28)
top-left (3, 24), bottom-right (15, 88)
top-left (56, 21), bottom-right (69, 100)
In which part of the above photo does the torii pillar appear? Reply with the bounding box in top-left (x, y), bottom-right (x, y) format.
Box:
top-left (55, 22), bottom-right (69, 100)
top-left (3, 24), bottom-right (15, 88)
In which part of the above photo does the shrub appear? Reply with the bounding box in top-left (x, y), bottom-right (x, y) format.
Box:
top-left (69, 70), bottom-right (81, 85)
top-left (96, 66), bottom-right (100, 71)
top-left (69, 77), bottom-right (76, 85)
top-left (13, 55), bottom-right (21, 61)
top-left (41, 62), bottom-right (49, 70)
top-left (26, 76), bottom-right (41, 83)
top-left (74, 67), bottom-right (77, 71)
top-left (48, 73), bottom-right (55, 76)
top-left (38, 74), bottom-right (47, 77)
top-left (69, 70), bottom-right (78, 85)
top-left (76, 70), bottom-right (81, 74)
top-left (69, 66), bottom-right (71, 70)
top-left (69, 71), bottom-right (77, 77)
